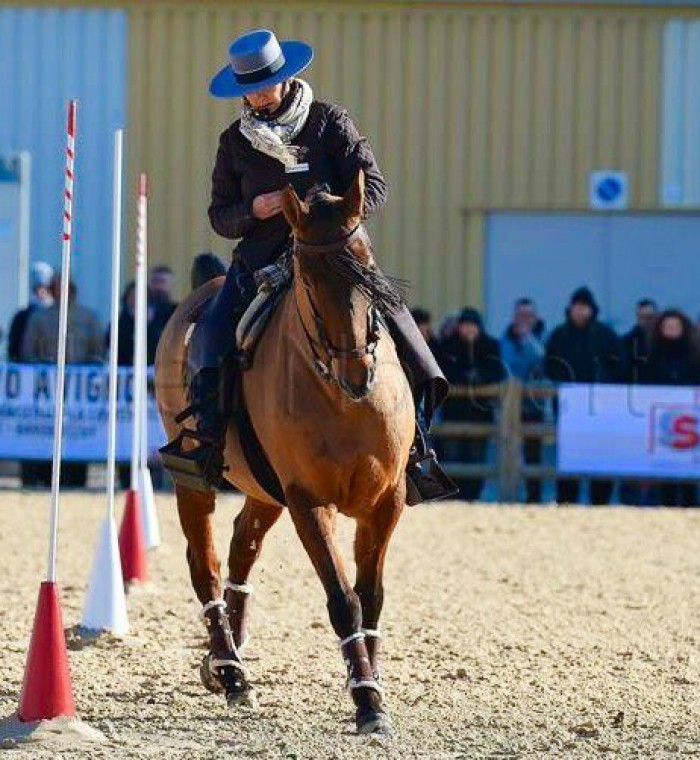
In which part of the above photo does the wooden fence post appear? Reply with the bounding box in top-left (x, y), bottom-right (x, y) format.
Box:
top-left (498, 378), bottom-right (523, 502)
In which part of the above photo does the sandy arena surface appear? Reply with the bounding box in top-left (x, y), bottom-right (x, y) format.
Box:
top-left (0, 491), bottom-right (699, 758)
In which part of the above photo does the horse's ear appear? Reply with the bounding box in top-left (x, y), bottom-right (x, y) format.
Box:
top-left (342, 170), bottom-right (365, 222)
top-left (281, 185), bottom-right (307, 231)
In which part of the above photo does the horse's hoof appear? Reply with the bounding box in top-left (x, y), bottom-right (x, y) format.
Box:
top-left (356, 708), bottom-right (391, 735)
top-left (226, 685), bottom-right (258, 710)
top-left (200, 654), bottom-right (225, 694)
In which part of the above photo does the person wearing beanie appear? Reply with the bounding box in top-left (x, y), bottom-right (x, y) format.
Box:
top-left (6, 261), bottom-right (54, 361)
top-left (501, 297), bottom-right (546, 503)
top-left (439, 306), bottom-right (505, 501)
top-left (545, 285), bottom-right (623, 505)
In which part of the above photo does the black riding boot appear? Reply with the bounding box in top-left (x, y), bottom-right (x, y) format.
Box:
top-left (382, 305), bottom-right (458, 505)
top-left (160, 367), bottom-right (228, 492)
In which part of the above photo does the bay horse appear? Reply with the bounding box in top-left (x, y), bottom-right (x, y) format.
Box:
top-left (155, 172), bottom-right (414, 734)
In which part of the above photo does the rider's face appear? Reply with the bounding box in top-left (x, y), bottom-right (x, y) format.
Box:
top-left (244, 82), bottom-right (287, 115)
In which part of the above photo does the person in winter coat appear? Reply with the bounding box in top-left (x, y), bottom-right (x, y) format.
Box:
top-left (21, 275), bottom-right (104, 488)
top-left (162, 28), bottom-right (453, 503)
top-left (7, 262), bottom-right (54, 361)
top-left (545, 286), bottom-right (623, 505)
top-left (622, 298), bottom-right (657, 383)
top-left (501, 297), bottom-right (546, 503)
top-left (639, 309), bottom-right (700, 508)
top-left (439, 307), bottom-right (505, 501)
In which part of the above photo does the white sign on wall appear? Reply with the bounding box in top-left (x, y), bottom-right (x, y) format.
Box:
top-left (589, 170), bottom-right (629, 210)
top-left (558, 384), bottom-right (700, 479)
top-left (0, 363), bottom-right (165, 462)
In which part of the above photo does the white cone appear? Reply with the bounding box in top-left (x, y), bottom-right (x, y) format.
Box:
top-left (81, 516), bottom-right (129, 635)
top-left (138, 466), bottom-right (161, 549)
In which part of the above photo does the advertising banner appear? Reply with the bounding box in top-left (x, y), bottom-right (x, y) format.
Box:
top-left (557, 383), bottom-right (700, 479)
top-left (0, 362), bottom-right (166, 462)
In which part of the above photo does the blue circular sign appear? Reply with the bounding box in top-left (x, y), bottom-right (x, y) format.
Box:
top-left (596, 176), bottom-right (623, 202)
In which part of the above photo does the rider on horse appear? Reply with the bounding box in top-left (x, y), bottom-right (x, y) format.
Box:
top-left (161, 29), bottom-right (455, 504)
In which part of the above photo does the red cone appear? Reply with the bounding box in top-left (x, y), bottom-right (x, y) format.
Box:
top-left (118, 489), bottom-right (148, 584)
top-left (18, 581), bottom-right (76, 722)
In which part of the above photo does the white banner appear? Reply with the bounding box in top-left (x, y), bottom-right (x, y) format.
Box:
top-left (557, 383), bottom-right (700, 479)
top-left (0, 362), bottom-right (166, 462)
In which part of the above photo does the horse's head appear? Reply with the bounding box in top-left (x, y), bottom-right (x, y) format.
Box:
top-left (281, 171), bottom-right (403, 400)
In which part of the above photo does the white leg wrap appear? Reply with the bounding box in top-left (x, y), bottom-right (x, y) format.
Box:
top-left (201, 599), bottom-right (226, 618)
top-left (224, 579), bottom-right (254, 595)
top-left (209, 655), bottom-right (250, 680)
top-left (339, 631), bottom-right (365, 648)
top-left (348, 677), bottom-right (383, 695)
top-left (362, 628), bottom-right (381, 638)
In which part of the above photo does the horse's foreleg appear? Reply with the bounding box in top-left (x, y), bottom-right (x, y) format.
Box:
top-left (225, 497), bottom-right (283, 649)
top-left (287, 495), bottom-right (387, 735)
top-left (175, 484), bottom-right (252, 706)
top-left (354, 493), bottom-right (404, 681)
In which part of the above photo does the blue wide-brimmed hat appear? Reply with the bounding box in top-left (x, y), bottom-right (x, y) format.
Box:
top-left (210, 29), bottom-right (313, 98)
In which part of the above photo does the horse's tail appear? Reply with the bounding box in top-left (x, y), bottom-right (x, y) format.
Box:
top-left (191, 252), bottom-right (226, 290)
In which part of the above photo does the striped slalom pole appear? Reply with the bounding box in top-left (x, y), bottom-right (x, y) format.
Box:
top-left (47, 99), bottom-right (76, 584)
top-left (137, 174), bottom-right (160, 549)
top-left (81, 129), bottom-right (129, 634)
top-left (18, 100), bottom-right (78, 722)
top-left (119, 173), bottom-right (148, 584)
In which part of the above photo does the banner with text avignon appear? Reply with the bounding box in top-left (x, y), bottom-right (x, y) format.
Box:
top-left (558, 383), bottom-right (700, 479)
top-left (0, 363), bottom-right (166, 462)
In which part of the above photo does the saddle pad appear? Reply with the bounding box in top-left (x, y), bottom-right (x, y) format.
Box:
top-left (234, 380), bottom-right (287, 506)
top-left (183, 293), bottom-right (287, 506)
top-left (236, 279), bottom-right (290, 358)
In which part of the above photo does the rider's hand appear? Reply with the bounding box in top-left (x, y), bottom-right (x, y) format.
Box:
top-left (252, 191), bottom-right (284, 220)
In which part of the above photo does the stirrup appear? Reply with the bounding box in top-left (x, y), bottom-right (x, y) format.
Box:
top-left (160, 428), bottom-right (226, 493)
top-left (406, 448), bottom-right (459, 506)
top-left (405, 421), bottom-right (458, 506)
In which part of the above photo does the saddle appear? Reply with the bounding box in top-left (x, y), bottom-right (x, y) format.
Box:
top-left (173, 262), bottom-right (292, 503)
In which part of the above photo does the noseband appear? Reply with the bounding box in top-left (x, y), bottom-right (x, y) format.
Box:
top-left (293, 225), bottom-right (380, 400)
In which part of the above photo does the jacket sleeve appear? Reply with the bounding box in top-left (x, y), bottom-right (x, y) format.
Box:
top-left (544, 328), bottom-right (569, 383)
top-left (20, 311), bottom-right (40, 361)
top-left (208, 129), bottom-right (257, 240)
top-left (325, 107), bottom-right (387, 219)
top-left (7, 310), bottom-right (26, 362)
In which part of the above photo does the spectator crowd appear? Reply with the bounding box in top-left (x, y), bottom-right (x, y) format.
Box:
top-left (3, 262), bottom-right (698, 508)
top-left (5, 260), bottom-right (179, 489)
top-left (413, 287), bottom-right (700, 508)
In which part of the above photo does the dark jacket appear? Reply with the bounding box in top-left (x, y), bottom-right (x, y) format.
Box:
top-left (110, 301), bottom-right (174, 367)
top-left (639, 337), bottom-right (700, 386)
top-left (545, 318), bottom-right (623, 384)
top-left (209, 101), bottom-right (388, 271)
top-left (439, 332), bottom-right (505, 421)
top-left (8, 304), bottom-right (39, 361)
top-left (622, 325), bottom-right (652, 382)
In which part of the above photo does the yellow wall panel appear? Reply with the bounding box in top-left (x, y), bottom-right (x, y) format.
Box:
top-left (119, 1), bottom-right (678, 316)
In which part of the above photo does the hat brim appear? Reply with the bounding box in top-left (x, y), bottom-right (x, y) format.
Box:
top-left (210, 40), bottom-right (313, 98)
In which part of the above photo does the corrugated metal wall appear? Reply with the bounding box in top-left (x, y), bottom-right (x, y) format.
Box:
top-left (126, 3), bottom-right (668, 313)
top-left (661, 19), bottom-right (700, 206)
top-left (0, 7), bottom-right (127, 323)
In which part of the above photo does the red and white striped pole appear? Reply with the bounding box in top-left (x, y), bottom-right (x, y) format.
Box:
top-left (136, 174), bottom-right (160, 549)
top-left (119, 174), bottom-right (148, 584)
top-left (18, 100), bottom-right (78, 722)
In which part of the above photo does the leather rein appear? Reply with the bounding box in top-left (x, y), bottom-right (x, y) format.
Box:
top-left (293, 225), bottom-right (380, 399)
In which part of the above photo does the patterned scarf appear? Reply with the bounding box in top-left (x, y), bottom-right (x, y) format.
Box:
top-left (238, 78), bottom-right (313, 169)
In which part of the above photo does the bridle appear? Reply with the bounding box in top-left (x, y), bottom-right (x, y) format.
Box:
top-left (293, 224), bottom-right (380, 400)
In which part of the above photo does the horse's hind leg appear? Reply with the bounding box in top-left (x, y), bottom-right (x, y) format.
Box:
top-left (175, 484), bottom-right (252, 706)
top-left (225, 497), bottom-right (283, 649)
top-left (287, 495), bottom-right (387, 735)
top-left (354, 491), bottom-right (404, 680)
